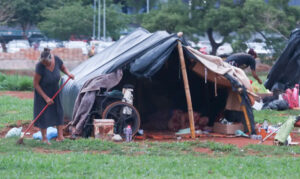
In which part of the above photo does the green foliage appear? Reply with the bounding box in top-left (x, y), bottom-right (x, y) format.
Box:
top-left (38, 2), bottom-right (93, 40)
top-left (254, 109), bottom-right (299, 124)
top-left (5, 0), bottom-right (56, 37)
top-left (38, 1), bottom-right (129, 40)
top-left (0, 73), bottom-right (33, 91)
top-left (140, 0), bottom-right (196, 35)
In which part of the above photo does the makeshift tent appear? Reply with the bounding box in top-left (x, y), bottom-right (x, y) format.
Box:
top-left (265, 28), bottom-right (300, 91)
top-left (60, 28), bottom-right (256, 137)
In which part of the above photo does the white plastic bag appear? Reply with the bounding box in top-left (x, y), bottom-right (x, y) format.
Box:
top-left (5, 127), bottom-right (22, 138)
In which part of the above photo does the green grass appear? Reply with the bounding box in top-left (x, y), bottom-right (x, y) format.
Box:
top-left (1, 138), bottom-right (300, 178)
top-left (2, 75), bottom-right (300, 178)
top-left (254, 109), bottom-right (299, 124)
top-left (0, 96), bottom-right (33, 129)
top-left (0, 73), bottom-right (33, 91)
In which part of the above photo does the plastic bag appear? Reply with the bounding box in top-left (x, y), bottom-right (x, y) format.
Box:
top-left (33, 127), bottom-right (57, 141)
top-left (5, 127), bottom-right (22, 138)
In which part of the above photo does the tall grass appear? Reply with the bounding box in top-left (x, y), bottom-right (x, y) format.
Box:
top-left (0, 73), bottom-right (33, 91)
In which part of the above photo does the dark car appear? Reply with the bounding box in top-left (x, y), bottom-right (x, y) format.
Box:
top-left (28, 34), bottom-right (48, 45)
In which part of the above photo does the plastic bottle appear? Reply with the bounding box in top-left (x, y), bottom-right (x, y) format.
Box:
top-left (262, 120), bottom-right (268, 132)
top-left (293, 84), bottom-right (299, 107)
top-left (124, 125), bottom-right (132, 142)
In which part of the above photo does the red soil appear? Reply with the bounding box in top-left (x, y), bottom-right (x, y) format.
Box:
top-left (0, 91), bottom-right (34, 99)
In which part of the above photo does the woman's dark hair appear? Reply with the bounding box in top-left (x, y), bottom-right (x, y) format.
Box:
top-left (247, 48), bottom-right (257, 59)
top-left (40, 48), bottom-right (51, 60)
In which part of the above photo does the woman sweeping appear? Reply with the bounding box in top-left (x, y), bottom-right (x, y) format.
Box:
top-left (33, 48), bottom-right (74, 144)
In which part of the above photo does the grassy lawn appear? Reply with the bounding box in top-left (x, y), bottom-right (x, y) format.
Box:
top-left (1, 82), bottom-right (300, 177)
top-left (1, 138), bottom-right (300, 178)
top-left (0, 96), bottom-right (33, 129)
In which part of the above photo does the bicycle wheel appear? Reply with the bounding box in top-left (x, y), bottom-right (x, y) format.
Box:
top-left (102, 101), bottom-right (141, 136)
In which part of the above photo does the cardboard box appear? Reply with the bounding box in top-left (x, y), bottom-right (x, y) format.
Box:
top-left (213, 122), bottom-right (244, 135)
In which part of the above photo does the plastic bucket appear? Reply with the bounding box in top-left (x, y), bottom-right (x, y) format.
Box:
top-left (93, 119), bottom-right (114, 139)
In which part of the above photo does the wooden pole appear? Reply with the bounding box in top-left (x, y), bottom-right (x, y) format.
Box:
top-left (177, 32), bottom-right (196, 138)
top-left (237, 94), bottom-right (252, 134)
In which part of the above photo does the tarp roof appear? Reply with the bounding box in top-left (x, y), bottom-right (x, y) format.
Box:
top-left (60, 28), bottom-right (255, 134)
top-left (61, 28), bottom-right (180, 118)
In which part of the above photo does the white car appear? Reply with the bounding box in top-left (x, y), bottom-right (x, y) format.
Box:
top-left (197, 41), bottom-right (212, 54)
top-left (7, 40), bottom-right (30, 53)
top-left (38, 41), bottom-right (58, 51)
top-left (216, 43), bottom-right (233, 56)
top-left (246, 42), bottom-right (273, 55)
top-left (65, 41), bottom-right (88, 55)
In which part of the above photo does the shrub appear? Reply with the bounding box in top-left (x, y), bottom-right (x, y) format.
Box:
top-left (0, 73), bottom-right (33, 91)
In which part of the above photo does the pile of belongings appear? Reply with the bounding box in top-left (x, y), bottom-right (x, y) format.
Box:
top-left (260, 84), bottom-right (299, 111)
top-left (167, 110), bottom-right (208, 131)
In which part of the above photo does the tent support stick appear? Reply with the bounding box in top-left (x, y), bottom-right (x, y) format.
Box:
top-left (177, 40), bottom-right (196, 139)
top-left (238, 94), bottom-right (252, 134)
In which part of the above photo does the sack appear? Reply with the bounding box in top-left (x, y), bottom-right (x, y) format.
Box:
top-left (33, 127), bottom-right (57, 140)
top-left (283, 84), bottom-right (299, 108)
top-left (5, 127), bottom-right (22, 138)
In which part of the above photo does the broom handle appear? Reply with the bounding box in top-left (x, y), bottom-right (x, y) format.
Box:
top-left (23, 77), bottom-right (71, 135)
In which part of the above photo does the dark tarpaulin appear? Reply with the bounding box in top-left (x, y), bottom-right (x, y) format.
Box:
top-left (265, 29), bottom-right (300, 91)
top-left (60, 28), bottom-right (180, 119)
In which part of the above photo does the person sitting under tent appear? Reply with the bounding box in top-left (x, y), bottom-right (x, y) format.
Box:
top-left (225, 49), bottom-right (262, 84)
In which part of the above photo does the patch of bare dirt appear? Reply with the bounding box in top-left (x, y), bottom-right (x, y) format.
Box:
top-left (0, 91), bottom-right (33, 99)
top-left (0, 120), bottom-right (39, 138)
top-left (34, 148), bottom-right (72, 154)
top-left (197, 137), bottom-right (274, 148)
top-left (193, 147), bottom-right (213, 154)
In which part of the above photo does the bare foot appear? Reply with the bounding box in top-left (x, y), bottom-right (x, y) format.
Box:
top-left (56, 136), bottom-right (65, 142)
top-left (42, 140), bottom-right (51, 145)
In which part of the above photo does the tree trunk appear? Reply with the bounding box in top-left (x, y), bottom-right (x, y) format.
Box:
top-left (21, 23), bottom-right (29, 39)
top-left (207, 28), bottom-right (223, 55)
top-left (0, 36), bottom-right (7, 52)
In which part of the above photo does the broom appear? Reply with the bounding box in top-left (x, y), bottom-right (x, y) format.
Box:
top-left (17, 77), bottom-right (71, 145)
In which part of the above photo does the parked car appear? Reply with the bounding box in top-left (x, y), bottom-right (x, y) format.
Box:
top-left (216, 43), bottom-right (233, 56)
top-left (7, 40), bottom-right (30, 53)
top-left (197, 41), bottom-right (233, 55)
top-left (197, 41), bottom-right (212, 54)
top-left (65, 41), bottom-right (88, 55)
top-left (246, 42), bottom-right (274, 56)
top-left (38, 41), bottom-right (58, 51)
top-left (28, 34), bottom-right (47, 45)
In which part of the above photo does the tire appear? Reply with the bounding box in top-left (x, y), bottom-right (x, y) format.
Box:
top-left (102, 101), bottom-right (141, 136)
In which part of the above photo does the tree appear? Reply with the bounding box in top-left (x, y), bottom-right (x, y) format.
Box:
top-left (233, 0), bottom-right (300, 56)
top-left (140, 0), bottom-right (196, 35)
top-left (38, 1), bottom-right (129, 40)
top-left (5, 0), bottom-right (55, 38)
top-left (190, 0), bottom-right (300, 55)
top-left (189, 0), bottom-right (251, 55)
top-left (0, 1), bottom-right (14, 24)
top-left (0, 1), bottom-right (15, 52)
